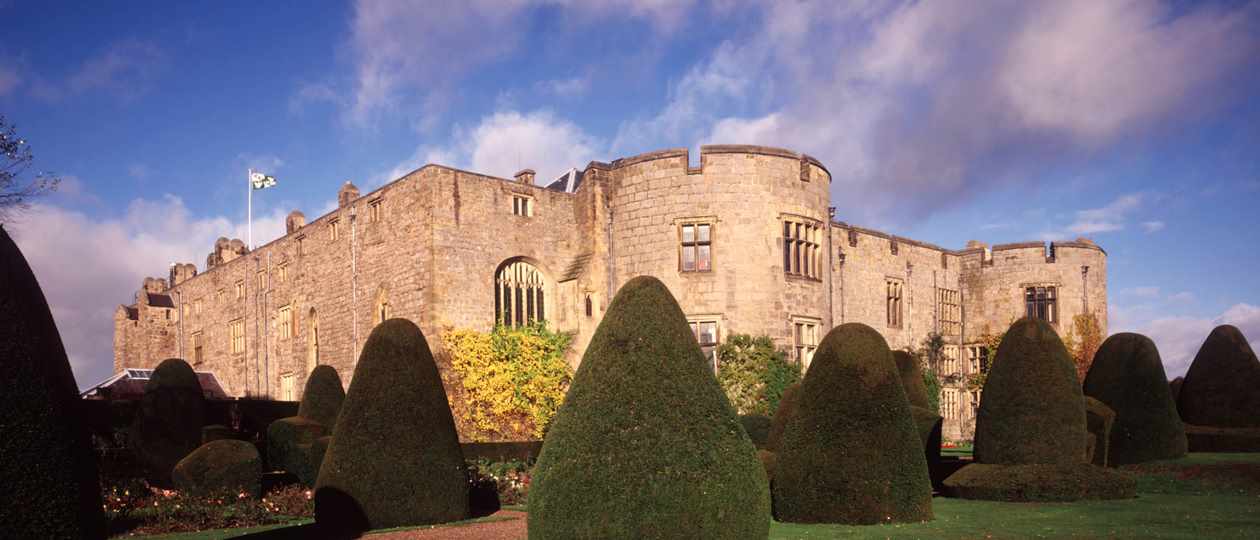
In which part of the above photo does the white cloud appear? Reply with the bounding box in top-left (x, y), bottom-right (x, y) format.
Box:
top-left (1117, 302), bottom-right (1260, 378)
top-left (5, 196), bottom-right (288, 389)
top-left (1051, 193), bottom-right (1152, 238)
top-left (382, 109), bottom-right (602, 187)
top-left (1123, 286), bottom-right (1161, 298)
top-left (30, 40), bottom-right (165, 101)
top-left (1141, 220), bottom-right (1166, 233)
top-left (537, 76), bottom-right (590, 98)
top-left (1167, 291), bottom-right (1195, 303)
top-left (289, 82), bottom-right (343, 114)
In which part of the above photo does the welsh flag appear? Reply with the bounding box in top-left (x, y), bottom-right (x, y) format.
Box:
top-left (249, 171), bottom-right (277, 190)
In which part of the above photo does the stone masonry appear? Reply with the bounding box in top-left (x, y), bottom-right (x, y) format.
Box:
top-left (114, 145), bottom-right (1107, 440)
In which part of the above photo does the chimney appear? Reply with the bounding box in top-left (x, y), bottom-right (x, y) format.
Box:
top-left (286, 210), bottom-right (306, 234)
top-left (338, 181), bottom-right (360, 208)
top-left (514, 169), bottom-right (536, 186)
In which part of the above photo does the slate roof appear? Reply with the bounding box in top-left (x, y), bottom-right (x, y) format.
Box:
top-left (147, 292), bottom-right (175, 308)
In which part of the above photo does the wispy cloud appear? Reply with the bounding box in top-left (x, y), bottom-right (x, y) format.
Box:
top-left (31, 39), bottom-right (166, 101)
top-left (1140, 220), bottom-right (1166, 233)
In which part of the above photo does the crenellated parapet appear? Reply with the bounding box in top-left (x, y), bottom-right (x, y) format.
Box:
top-left (205, 237), bottom-right (249, 269)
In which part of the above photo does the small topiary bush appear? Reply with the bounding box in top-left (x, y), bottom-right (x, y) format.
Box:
top-left (1083, 333), bottom-right (1187, 465)
top-left (315, 318), bottom-right (468, 533)
top-left (909, 406), bottom-right (943, 468)
top-left (297, 365), bottom-right (345, 428)
top-left (266, 417), bottom-right (328, 485)
top-left (774, 323), bottom-right (932, 524)
top-left (131, 358), bottom-right (207, 488)
top-left (172, 439), bottom-right (262, 498)
top-left (944, 463), bottom-right (1136, 502)
top-left (1083, 397), bottom-right (1115, 467)
top-left (739, 414), bottom-right (772, 449)
top-left (974, 318), bottom-right (1086, 465)
top-left (528, 276), bottom-right (770, 539)
top-left (765, 382), bottom-right (801, 452)
top-left (1178, 325), bottom-right (1260, 428)
top-left (894, 350), bottom-right (932, 410)
top-left (0, 226), bottom-right (104, 539)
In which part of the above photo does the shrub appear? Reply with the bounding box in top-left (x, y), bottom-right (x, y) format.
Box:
top-left (1169, 376), bottom-right (1184, 401)
top-left (909, 406), bottom-right (943, 470)
top-left (765, 382), bottom-right (801, 452)
top-left (717, 334), bottom-right (801, 416)
top-left (1083, 397), bottom-right (1115, 467)
top-left (1183, 424), bottom-right (1260, 452)
top-left (739, 414), bottom-right (772, 449)
top-left (1178, 325), bottom-right (1260, 428)
top-left (757, 450), bottom-right (777, 485)
top-left (0, 226), bottom-right (104, 539)
top-left (443, 322), bottom-right (573, 440)
top-left (315, 318), bottom-right (468, 533)
top-left (130, 358), bottom-right (207, 488)
top-left (172, 439), bottom-right (262, 498)
top-left (1082, 333), bottom-right (1187, 465)
top-left (201, 424), bottom-right (235, 444)
top-left (974, 318), bottom-right (1086, 465)
top-left (528, 276), bottom-right (770, 539)
top-left (297, 365), bottom-right (345, 428)
top-left (774, 323), bottom-right (932, 524)
top-left (467, 458), bottom-right (532, 506)
top-left (943, 463), bottom-right (1135, 502)
top-left (894, 350), bottom-right (932, 410)
top-left (266, 417), bottom-right (328, 485)
top-left (1061, 312), bottom-right (1104, 383)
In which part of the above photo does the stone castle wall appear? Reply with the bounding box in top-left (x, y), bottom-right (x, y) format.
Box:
top-left (114, 144), bottom-right (1109, 441)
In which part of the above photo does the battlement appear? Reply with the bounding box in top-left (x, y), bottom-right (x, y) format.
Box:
top-left (581, 144), bottom-right (831, 183)
top-left (959, 238), bottom-right (1106, 268)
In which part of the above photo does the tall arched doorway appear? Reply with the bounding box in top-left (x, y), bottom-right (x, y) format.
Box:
top-left (495, 259), bottom-right (548, 327)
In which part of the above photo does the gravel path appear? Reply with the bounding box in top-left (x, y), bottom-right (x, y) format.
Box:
top-left (366, 510), bottom-right (527, 540)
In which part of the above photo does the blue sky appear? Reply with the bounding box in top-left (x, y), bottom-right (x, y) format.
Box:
top-left (2, 1), bottom-right (1258, 387)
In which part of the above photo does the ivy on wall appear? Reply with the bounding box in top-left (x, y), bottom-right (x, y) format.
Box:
top-left (443, 323), bottom-right (573, 441)
top-left (716, 334), bottom-right (801, 416)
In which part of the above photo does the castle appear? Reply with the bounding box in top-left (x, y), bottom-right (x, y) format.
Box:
top-left (114, 145), bottom-right (1107, 440)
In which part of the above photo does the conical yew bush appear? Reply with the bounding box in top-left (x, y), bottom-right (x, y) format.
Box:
top-left (894, 350), bottom-right (932, 410)
top-left (131, 357), bottom-right (206, 487)
top-left (773, 323), bottom-right (932, 524)
top-left (1083, 333), bottom-right (1186, 465)
top-left (1179, 325), bottom-right (1260, 428)
top-left (528, 276), bottom-right (769, 539)
top-left (297, 364), bottom-right (345, 428)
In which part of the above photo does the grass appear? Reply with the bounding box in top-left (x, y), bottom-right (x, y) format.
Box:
top-left (137, 519), bottom-right (312, 540)
top-left (941, 442), bottom-right (973, 458)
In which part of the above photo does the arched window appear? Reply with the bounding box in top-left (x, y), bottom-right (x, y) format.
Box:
top-left (307, 308), bottom-right (319, 372)
top-left (496, 260), bottom-right (545, 327)
top-left (585, 294), bottom-right (593, 318)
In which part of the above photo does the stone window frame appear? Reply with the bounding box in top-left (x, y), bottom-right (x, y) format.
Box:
top-left (368, 197), bottom-right (384, 223)
top-left (937, 287), bottom-right (960, 336)
top-left (510, 193), bottom-right (533, 217)
top-left (942, 388), bottom-right (958, 419)
top-left (235, 280), bottom-right (245, 300)
top-left (886, 277), bottom-right (905, 329)
top-left (191, 331), bottom-right (204, 366)
top-left (296, 235), bottom-right (306, 256)
top-left (193, 298), bottom-right (203, 316)
top-left (496, 259), bottom-right (547, 328)
top-left (790, 315), bottom-right (821, 367)
top-left (675, 216), bottom-right (717, 274)
top-left (942, 344), bottom-right (960, 376)
top-left (215, 288), bottom-right (225, 304)
top-left (229, 319), bottom-right (245, 354)
top-left (1022, 282), bottom-right (1060, 325)
top-left (687, 314), bottom-right (722, 373)
top-left (278, 304), bottom-right (294, 339)
top-left (780, 214), bottom-right (823, 281)
top-left (277, 263), bottom-right (288, 283)
top-left (256, 269), bottom-right (267, 292)
top-left (965, 344), bottom-right (989, 375)
top-left (280, 372), bottom-right (296, 401)
top-left (329, 218), bottom-right (341, 241)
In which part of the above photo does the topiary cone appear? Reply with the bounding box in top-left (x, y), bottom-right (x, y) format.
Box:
top-left (1178, 325), bottom-right (1260, 428)
top-left (298, 364), bottom-right (345, 428)
top-left (130, 358), bottom-right (206, 488)
top-left (0, 226), bottom-right (105, 539)
top-left (765, 382), bottom-right (801, 452)
top-left (528, 276), bottom-right (770, 539)
top-left (314, 318), bottom-right (468, 533)
top-left (974, 318), bottom-right (1086, 465)
top-left (773, 323), bottom-right (933, 524)
top-left (1083, 333), bottom-right (1186, 465)
top-left (893, 350), bottom-right (932, 410)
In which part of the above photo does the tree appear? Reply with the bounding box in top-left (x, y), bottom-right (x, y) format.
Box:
top-left (1, 115), bottom-right (59, 222)
top-left (1062, 313), bottom-right (1104, 383)
top-left (716, 333), bottom-right (801, 416)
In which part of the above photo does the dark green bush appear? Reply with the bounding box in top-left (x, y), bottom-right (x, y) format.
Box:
top-left (894, 350), bottom-right (932, 410)
top-left (943, 463), bottom-right (1136, 502)
top-left (310, 435), bottom-right (332, 476)
top-left (297, 364), bottom-right (345, 428)
top-left (765, 382), bottom-right (801, 452)
top-left (774, 322), bottom-right (932, 524)
top-left (130, 358), bottom-right (207, 488)
top-left (1083, 333), bottom-right (1187, 465)
top-left (528, 276), bottom-right (770, 539)
top-left (909, 405), bottom-right (943, 470)
top-left (739, 414), bottom-right (772, 449)
top-left (266, 417), bottom-right (328, 485)
top-left (974, 318), bottom-right (1086, 465)
top-left (1083, 397), bottom-right (1115, 467)
top-left (314, 318), bottom-right (468, 532)
top-left (172, 439), bottom-right (262, 498)
top-left (1184, 424), bottom-right (1260, 452)
top-left (1178, 325), bottom-right (1260, 428)
top-left (201, 424), bottom-right (235, 444)
top-left (0, 227), bottom-right (104, 539)
top-left (1170, 376), bottom-right (1184, 402)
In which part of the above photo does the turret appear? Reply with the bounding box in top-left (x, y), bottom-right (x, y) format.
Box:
top-left (286, 210), bottom-right (306, 234)
top-left (338, 181), bottom-right (360, 208)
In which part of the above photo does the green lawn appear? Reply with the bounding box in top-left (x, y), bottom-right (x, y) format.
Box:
top-left (135, 453), bottom-right (1260, 539)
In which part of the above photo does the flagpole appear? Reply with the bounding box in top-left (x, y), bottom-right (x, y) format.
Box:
top-left (247, 168), bottom-right (253, 250)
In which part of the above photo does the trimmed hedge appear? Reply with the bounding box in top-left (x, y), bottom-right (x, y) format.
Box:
top-left (974, 318), bottom-right (1086, 465)
top-left (943, 463), bottom-right (1135, 502)
top-left (909, 406), bottom-right (943, 469)
top-left (0, 226), bottom-right (104, 539)
top-left (1169, 377), bottom-right (1184, 402)
top-left (765, 382), bottom-right (801, 452)
top-left (739, 414), bottom-right (772, 450)
top-left (202, 424), bottom-right (235, 444)
top-left (774, 323), bottom-right (932, 524)
top-left (1083, 397), bottom-right (1115, 467)
top-left (315, 318), bottom-right (468, 532)
top-left (266, 417), bottom-right (328, 485)
top-left (1082, 333), bottom-right (1187, 465)
top-left (528, 276), bottom-right (770, 539)
top-left (1178, 325), bottom-right (1260, 428)
top-left (1184, 424), bottom-right (1260, 452)
top-left (297, 365), bottom-right (345, 428)
top-left (130, 358), bottom-right (207, 488)
top-left (172, 439), bottom-right (262, 498)
top-left (894, 350), bottom-right (932, 410)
